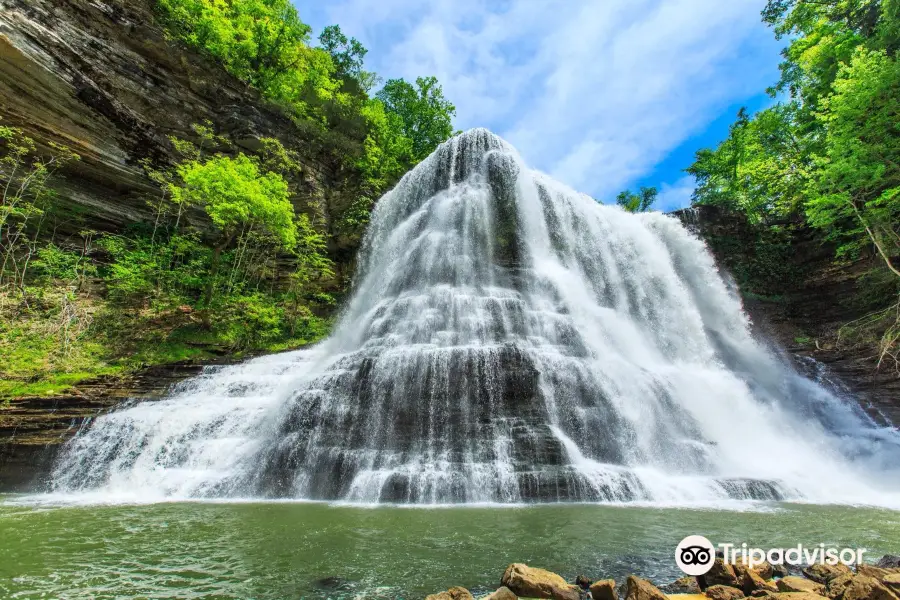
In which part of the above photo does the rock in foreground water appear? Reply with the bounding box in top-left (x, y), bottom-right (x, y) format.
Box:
top-left (705, 584), bottom-right (745, 600)
top-left (501, 564), bottom-right (579, 600)
top-left (625, 575), bottom-right (668, 600)
top-left (778, 577), bottom-right (826, 595)
top-left (591, 579), bottom-right (619, 600)
top-left (841, 575), bottom-right (898, 600)
top-left (705, 560), bottom-right (741, 588)
top-left (482, 587), bottom-right (518, 600)
top-left (803, 565), bottom-right (852, 585)
top-left (426, 586), bottom-right (475, 600)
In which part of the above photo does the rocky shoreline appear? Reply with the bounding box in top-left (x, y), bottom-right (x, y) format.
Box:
top-left (426, 556), bottom-right (900, 600)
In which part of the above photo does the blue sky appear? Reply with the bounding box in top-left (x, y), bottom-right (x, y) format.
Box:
top-left (293, 0), bottom-right (784, 211)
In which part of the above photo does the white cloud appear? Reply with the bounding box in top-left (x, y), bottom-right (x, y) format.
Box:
top-left (294, 0), bottom-right (779, 200)
top-left (654, 176), bottom-right (697, 212)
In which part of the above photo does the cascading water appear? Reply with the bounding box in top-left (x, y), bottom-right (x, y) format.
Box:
top-left (49, 129), bottom-right (900, 505)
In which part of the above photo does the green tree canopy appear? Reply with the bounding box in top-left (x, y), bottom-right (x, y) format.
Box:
top-left (172, 154), bottom-right (298, 306)
top-left (689, 0), bottom-right (900, 366)
top-left (318, 24), bottom-right (379, 92)
top-left (376, 76), bottom-right (457, 163)
top-left (807, 47), bottom-right (900, 272)
top-left (615, 186), bottom-right (658, 213)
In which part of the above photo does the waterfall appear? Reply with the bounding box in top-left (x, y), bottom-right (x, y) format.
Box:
top-left (49, 129), bottom-right (900, 505)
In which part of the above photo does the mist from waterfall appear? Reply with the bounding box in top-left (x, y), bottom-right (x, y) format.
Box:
top-left (48, 129), bottom-right (900, 506)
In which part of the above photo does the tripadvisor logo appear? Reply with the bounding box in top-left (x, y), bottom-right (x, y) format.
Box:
top-left (675, 536), bottom-right (868, 576)
top-left (676, 536), bottom-right (716, 576)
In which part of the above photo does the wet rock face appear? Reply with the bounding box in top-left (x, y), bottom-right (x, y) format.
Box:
top-left (0, 0), bottom-right (336, 240)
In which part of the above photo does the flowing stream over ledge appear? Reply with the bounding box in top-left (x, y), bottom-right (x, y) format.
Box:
top-left (46, 129), bottom-right (900, 506)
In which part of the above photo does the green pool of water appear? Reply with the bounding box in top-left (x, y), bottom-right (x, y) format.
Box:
top-left (1, 498), bottom-right (899, 599)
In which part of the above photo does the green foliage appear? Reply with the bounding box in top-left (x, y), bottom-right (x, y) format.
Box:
top-left (174, 154), bottom-right (298, 250)
top-left (97, 232), bottom-right (208, 303)
top-left (376, 77), bottom-right (457, 163)
top-left (690, 0), bottom-right (900, 368)
top-left (1, 122), bottom-right (80, 292)
top-left (689, 104), bottom-right (813, 222)
top-left (30, 242), bottom-right (98, 284)
top-left (155, 0), bottom-right (343, 119)
top-left (318, 24), bottom-right (379, 93)
top-left (155, 0), bottom-right (456, 207)
top-left (807, 48), bottom-right (900, 264)
top-left (0, 126), bottom-right (338, 399)
top-left (615, 186), bottom-right (658, 212)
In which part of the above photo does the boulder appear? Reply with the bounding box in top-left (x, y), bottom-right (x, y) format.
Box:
top-left (426, 587), bottom-right (475, 600)
top-left (707, 560), bottom-right (741, 588)
top-left (481, 587), bottom-right (518, 600)
top-left (842, 575), bottom-right (900, 600)
top-left (883, 575), bottom-right (900, 594)
top-left (591, 579), bottom-right (619, 600)
top-left (805, 565), bottom-right (853, 584)
top-left (625, 575), bottom-right (668, 600)
top-left (764, 593), bottom-right (830, 600)
top-left (857, 567), bottom-right (896, 582)
top-left (705, 585), bottom-right (745, 600)
top-left (735, 559), bottom-right (776, 581)
top-left (778, 577), bottom-right (826, 595)
top-left (876, 558), bottom-right (900, 570)
top-left (772, 565), bottom-right (790, 579)
top-left (501, 564), bottom-right (579, 600)
top-left (740, 568), bottom-right (778, 595)
top-left (667, 576), bottom-right (700, 594)
top-left (826, 573), bottom-right (857, 600)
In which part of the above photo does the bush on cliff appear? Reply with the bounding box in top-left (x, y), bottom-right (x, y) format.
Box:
top-left (0, 126), bottom-right (334, 399)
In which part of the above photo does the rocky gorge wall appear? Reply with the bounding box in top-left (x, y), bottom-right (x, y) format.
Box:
top-left (676, 205), bottom-right (900, 426)
top-left (0, 0), bottom-right (365, 490)
top-left (0, 0), bottom-right (362, 268)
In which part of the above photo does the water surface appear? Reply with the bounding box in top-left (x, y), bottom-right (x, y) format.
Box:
top-left (2, 499), bottom-right (899, 599)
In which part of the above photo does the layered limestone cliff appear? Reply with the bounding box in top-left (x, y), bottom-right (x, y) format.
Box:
top-left (0, 0), bottom-right (360, 265)
top-left (0, 0), bottom-right (364, 489)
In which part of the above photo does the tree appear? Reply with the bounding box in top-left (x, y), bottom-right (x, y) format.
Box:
top-left (0, 123), bottom-right (79, 295)
top-left (687, 0), bottom-right (900, 368)
top-left (171, 154), bottom-right (297, 308)
top-left (376, 76), bottom-right (456, 163)
top-left (808, 48), bottom-right (900, 273)
top-left (318, 24), bottom-right (380, 92)
top-left (688, 104), bottom-right (812, 222)
top-left (616, 186), bottom-right (658, 213)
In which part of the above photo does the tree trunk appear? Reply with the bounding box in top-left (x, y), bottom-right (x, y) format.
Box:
top-left (201, 232), bottom-right (235, 324)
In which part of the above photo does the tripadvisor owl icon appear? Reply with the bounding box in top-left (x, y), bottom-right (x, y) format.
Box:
top-left (676, 535), bottom-right (715, 576)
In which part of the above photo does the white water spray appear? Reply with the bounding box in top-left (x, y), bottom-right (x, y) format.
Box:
top-left (50, 129), bottom-right (900, 505)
